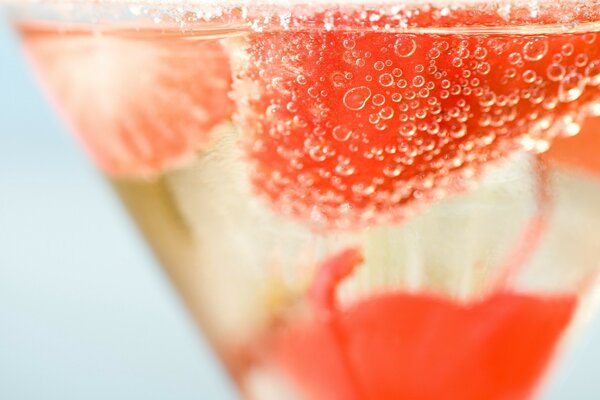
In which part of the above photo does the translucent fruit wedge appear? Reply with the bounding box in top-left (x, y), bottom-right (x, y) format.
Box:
top-left (21, 24), bottom-right (234, 177)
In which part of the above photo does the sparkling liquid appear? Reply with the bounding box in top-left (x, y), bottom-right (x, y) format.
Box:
top-left (16, 4), bottom-right (600, 399)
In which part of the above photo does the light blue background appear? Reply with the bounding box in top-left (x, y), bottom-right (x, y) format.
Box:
top-left (0, 11), bottom-right (598, 400)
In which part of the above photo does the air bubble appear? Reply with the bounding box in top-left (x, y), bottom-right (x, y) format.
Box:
top-left (286, 102), bottom-right (298, 112)
top-left (331, 72), bottom-right (346, 88)
top-left (343, 86), bottom-right (372, 110)
top-left (508, 53), bottom-right (522, 65)
top-left (296, 75), bottom-right (307, 85)
top-left (343, 39), bottom-right (356, 50)
top-left (553, 54), bottom-right (563, 63)
top-left (375, 122), bottom-right (388, 131)
top-left (449, 123), bottom-right (467, 138)
top-left (400, 123), bottom-right (417, 137)
top-left (575, 54), bottom-right (589, 68)
top-left (530, 87), bottom-right (546, 104)
top-left (543, 97), bottom-right (558, 110)
top-left (477, 62), bottom-right (491, 75)
top-left (474, 47), bottom-right (488, 60)
top-left (564, 120), bottom-right (581, 137)
top-left (479, 92), bottom-right (496, 107)
top-left (583, 34), bottom-right (597, 45)
top-left (561, 43), bottom-right (574, 57)
top-left (590, 103), bottom-right (600, 116)
top-left (452, 57), bottom-right (463, 68)
top-left (534, 140), bottom-right (550, 154)
top-left (522, 70), bottom-right (537, 84)
top-left (428, 48), bottom-right (441, 59)
top-left (335, 163), bottom-right (356, 176)
top-left (332, 126), bottom-right (353, 142)
top-left (585, 60), bottom-right (600, 86)
top-left (394, 35), bottom-right (417, 58)
top-left (523, 38), bottom-right (548, 61)
top-left (412, 76), bottom-right (425, 88)
top-left (505, 68), bottom-right (517, 79)
top-left (383, 163), bottom-right (404, 177)
top-left (307, 145), bottom-right (328, 162)
top-left (547, 63), bottom-right (566, 82)
top-left (352, 184), bottom-right (376, 196)
top-left (379, 106), bottom-right (394, 120)
top-left (372, 94), bottom-right (386, 106)
top-left (558, 73), bottom-right (586, 103)
top-left (369, 113), bottom-right (381, 125)
top-left (427, 122), bottom-right (441, 135)
top-left (379, 73), bottom-right (395, 87)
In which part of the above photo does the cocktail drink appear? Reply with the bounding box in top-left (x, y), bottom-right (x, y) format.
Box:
top-left (5, 1), bottom-right (600, 398)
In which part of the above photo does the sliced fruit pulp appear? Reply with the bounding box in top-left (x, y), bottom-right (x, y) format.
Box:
top-left (233, 21), bottom-right (600, 229)
top-left (19, 24), bottom-right (234, 177)
top-left (273, 248), bottom-right (577, 400)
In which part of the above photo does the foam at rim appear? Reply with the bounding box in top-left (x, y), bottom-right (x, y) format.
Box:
top-left (6, 0), bottom-right (600, 33)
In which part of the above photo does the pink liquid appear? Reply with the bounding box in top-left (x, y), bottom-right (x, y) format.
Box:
top-left (15, 3), bottom-right (600, 398)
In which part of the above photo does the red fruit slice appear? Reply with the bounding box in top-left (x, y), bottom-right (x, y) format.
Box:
top-left (20, 24), bottom-right (233, 177)
top-left (274, 248), bottom-right (577, 400)
top-left (546, 115), bottom-right (600, 175)
top-left (232, 10), bottom-right (600, 229)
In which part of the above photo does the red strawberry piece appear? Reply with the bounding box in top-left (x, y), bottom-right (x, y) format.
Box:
top-left (274, 247), bottom-right (577, 400)
top-left (232, 10), bottom-right (600, 229)
top-left (20, 24), bottom-right (234, 177)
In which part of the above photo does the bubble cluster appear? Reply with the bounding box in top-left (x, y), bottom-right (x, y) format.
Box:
top-left (232, 22), bottom-right (600, 230)
top-left (122, 0), bottom-right (600, 41)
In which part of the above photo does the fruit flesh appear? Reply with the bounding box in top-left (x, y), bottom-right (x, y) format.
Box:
top-left (20, 24), bottom-right (234, 177)
top-left (233, 26), bottom-right (600, 230)
top-left (273, 248), bottom-right (577, 400)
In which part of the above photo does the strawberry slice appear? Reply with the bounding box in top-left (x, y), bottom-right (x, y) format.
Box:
top-left (546, 115), bottom-right (600, 175)
top-left (232, 10), bottom-right (600, 229)
top-left (20, 24), bottom-right (233, 177)
top-left (274, 248), bottom-right (577, 400)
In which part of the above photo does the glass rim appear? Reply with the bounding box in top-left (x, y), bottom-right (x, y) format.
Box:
top-left (5, 0), bottom-right (600, 33)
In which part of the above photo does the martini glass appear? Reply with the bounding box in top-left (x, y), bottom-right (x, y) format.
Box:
top-left (5, 1), bottom-right (600, 399)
